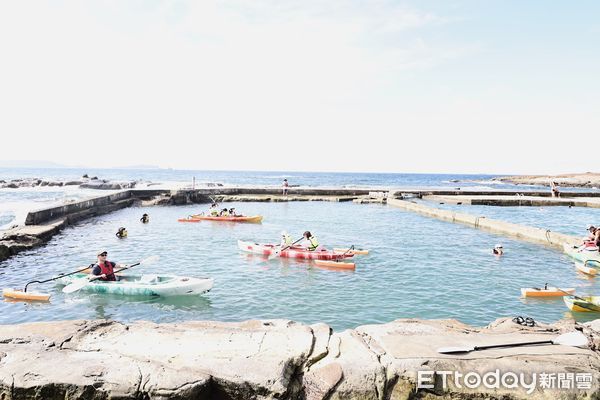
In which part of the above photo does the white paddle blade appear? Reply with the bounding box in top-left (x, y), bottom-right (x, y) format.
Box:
top-left (436, 346), bottom-right (475, 354)
top-left (553, 331), bottom-right (588, 348)
top-left (267, 247), bottom-right (282, 261)
top-left (140, 255), bottom-right (160, 265)
top-left (62, 277), bottom-right (90, 294)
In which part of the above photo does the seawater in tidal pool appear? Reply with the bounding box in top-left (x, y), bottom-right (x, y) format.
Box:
top-left (0, 201), bottom-right (596, 330)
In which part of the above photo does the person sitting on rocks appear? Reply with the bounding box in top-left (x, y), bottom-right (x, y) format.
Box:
top-left (140, 213), bottom-right (150, 223)
top-left (91, 251), bottom-right (122, 281)
top-left (493, 244), bottom-right (503, 255)
top-left (115, 227), bottom-right (128, 238)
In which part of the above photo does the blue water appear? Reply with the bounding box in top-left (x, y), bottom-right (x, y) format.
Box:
top-left (0, 201), bottom-right (595, 330)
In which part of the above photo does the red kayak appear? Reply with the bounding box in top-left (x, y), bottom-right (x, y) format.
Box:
top-left (237, 240), bottom-right (353, 260)
top-left (178, 215), bottom-right (263, 223)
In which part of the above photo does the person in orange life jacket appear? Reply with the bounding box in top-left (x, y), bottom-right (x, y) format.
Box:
top-left (91, 251), bottom-right (121, 281)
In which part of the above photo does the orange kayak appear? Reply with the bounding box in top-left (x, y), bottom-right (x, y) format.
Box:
top-left (178, 215), bottom-right (263, 223)
top-left (520, 287), bottom-right (575, 297)
top-left (314, 259), bottom-right (356, 270)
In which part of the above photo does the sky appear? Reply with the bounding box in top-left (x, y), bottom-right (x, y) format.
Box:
top-left (0, 1), bottom-right (599, 174)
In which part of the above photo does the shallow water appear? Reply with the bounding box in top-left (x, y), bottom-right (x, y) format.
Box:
top-left (0, 201), bottom-right (597, 330)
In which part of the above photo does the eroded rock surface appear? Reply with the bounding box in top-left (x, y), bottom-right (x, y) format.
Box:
top-left (1, 317), bottom-right (600, 399)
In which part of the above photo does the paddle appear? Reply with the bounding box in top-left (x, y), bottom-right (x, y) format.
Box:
top-left (62, 255), bottom-right (160, 294)
top-left (437, 331), bottom-right (588, 354)
top-left (20, 265), bottom-right (92, 293)
top-left (267, 237), bottom-right (304, 260)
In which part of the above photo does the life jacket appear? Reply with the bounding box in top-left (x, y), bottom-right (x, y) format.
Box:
top-left (307, 236), bottom-right (319, 251)
top-left (210, 208), bottom-right (219, 216)
top-left (95, 261), bottom-right (116, 281)
top-left (282, 234), bottom-right (293, 246)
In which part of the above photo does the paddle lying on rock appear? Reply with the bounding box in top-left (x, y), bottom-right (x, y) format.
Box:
top-left (267, 237), bottom-right (304, 260)
top-left (437, 331), bottom-right (588, 354)
top-left (62, 255), bottom-right (160, 294)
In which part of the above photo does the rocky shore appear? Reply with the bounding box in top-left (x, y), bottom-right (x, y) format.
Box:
top-left (0, 317), bottom-right (598, 399)
top-left (495, 172), bottom-right (600, 188)
top-left (0, 176), bottom-right (138, 190)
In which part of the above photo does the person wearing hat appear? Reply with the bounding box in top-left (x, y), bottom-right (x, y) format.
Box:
top-left (91, 251), bottom-right (122, 281)
top-left (140, 213), bottom-right (150, 223)
top-left (115, 227), bottom-right (128, 238)
top-left (280, 231), bottom-right (293, 247)
top-left (493, 244), bottom-right (503, 255)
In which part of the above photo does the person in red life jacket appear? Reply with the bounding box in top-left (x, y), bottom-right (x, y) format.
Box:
top-left (91, 251), bottom-right (121, 281)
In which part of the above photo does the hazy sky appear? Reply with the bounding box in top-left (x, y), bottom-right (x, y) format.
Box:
top-left (1, 1), bottom-right (599, 174)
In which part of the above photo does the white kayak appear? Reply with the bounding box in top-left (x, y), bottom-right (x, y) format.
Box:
top-left (57, 273), bottom-right (214, 297)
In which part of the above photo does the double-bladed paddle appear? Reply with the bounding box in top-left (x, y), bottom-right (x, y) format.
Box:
top-left (267, 237), bottom-right (304, 260)
top-left (437, 331), bottom-right (588, 354)
top-left (62, 255), bottom-right (160, 294)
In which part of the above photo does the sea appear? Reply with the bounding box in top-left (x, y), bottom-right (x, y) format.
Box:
top-left (1, 167), bottom-right (599, 330)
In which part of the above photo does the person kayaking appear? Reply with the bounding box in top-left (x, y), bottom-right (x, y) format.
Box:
top-left (140, 213), bottom-right (150, 223)
top-left (229, 208), bottom-right (238, 216)
top-left (209, 203), bottom-right (219, 216)
top-left (493, 244), bottom-right (503, 255)
top-left (91, 251), bottom-right (121, 281)
top-left (115, 227), bottom-right (128, 238)
top-left (578, 226), bottom-right (600, 251)
top-left (281, 231), bottom-right (293, 247)
top-left (219, 208), bottom-right (229, 217)
top-left (302, 231), bottom-right (322, 251)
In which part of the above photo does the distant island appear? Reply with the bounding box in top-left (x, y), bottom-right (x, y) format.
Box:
top-left (495, 172), bottom-right (600, 188)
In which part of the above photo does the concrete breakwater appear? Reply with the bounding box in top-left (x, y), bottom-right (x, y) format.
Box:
top-left (1, 317), bottom-right (599, 399)
top-left (2, 187), bottom-right (595, 263)
top-left (387, 199), bottom-right (580, 249)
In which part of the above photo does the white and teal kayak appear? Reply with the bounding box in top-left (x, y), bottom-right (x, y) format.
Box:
top-left (57, 273), bottom-right (213, 297)
top-left (563, 243), bottom-right (600, 264)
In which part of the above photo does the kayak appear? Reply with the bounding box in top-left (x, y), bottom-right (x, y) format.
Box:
top-left (3, 288), bottom-right (51, 302)
top-left (564, 295), bottom-right (600, 312)
top-left (313, 259), bottom-right (356, 270)
top-left (178, 215), bottom-right (263, 223)
top-left (575, 261), bottom-right (600, 276)
top-left (563, 244), bottom-right (600, 264)
top-left (333, 248), bottom-right (369, 255)
top-left (520, 287), bottom-right (575, 297)
top-left (238, 240), bottom-right (354, 261)
top-left (56, 273), bottom-right (214, 297)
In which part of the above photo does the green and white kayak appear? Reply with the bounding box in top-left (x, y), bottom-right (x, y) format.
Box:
top-left (563, 244), bottom-right (600, 264)
top-left (57, 273), bottom-right (213, 297)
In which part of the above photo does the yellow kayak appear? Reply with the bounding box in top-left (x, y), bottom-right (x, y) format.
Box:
top-left (333, 248), bottom-right (369, 255)
top-left (3, 288), bottom-right (51, 302)
top-left (575, 261), bottom-right (600, 276)
top-left (564, 296), bottom-right (600, 312)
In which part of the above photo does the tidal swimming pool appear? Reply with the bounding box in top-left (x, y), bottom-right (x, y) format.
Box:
top-left (0, 201), bottom-right (596, 330)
